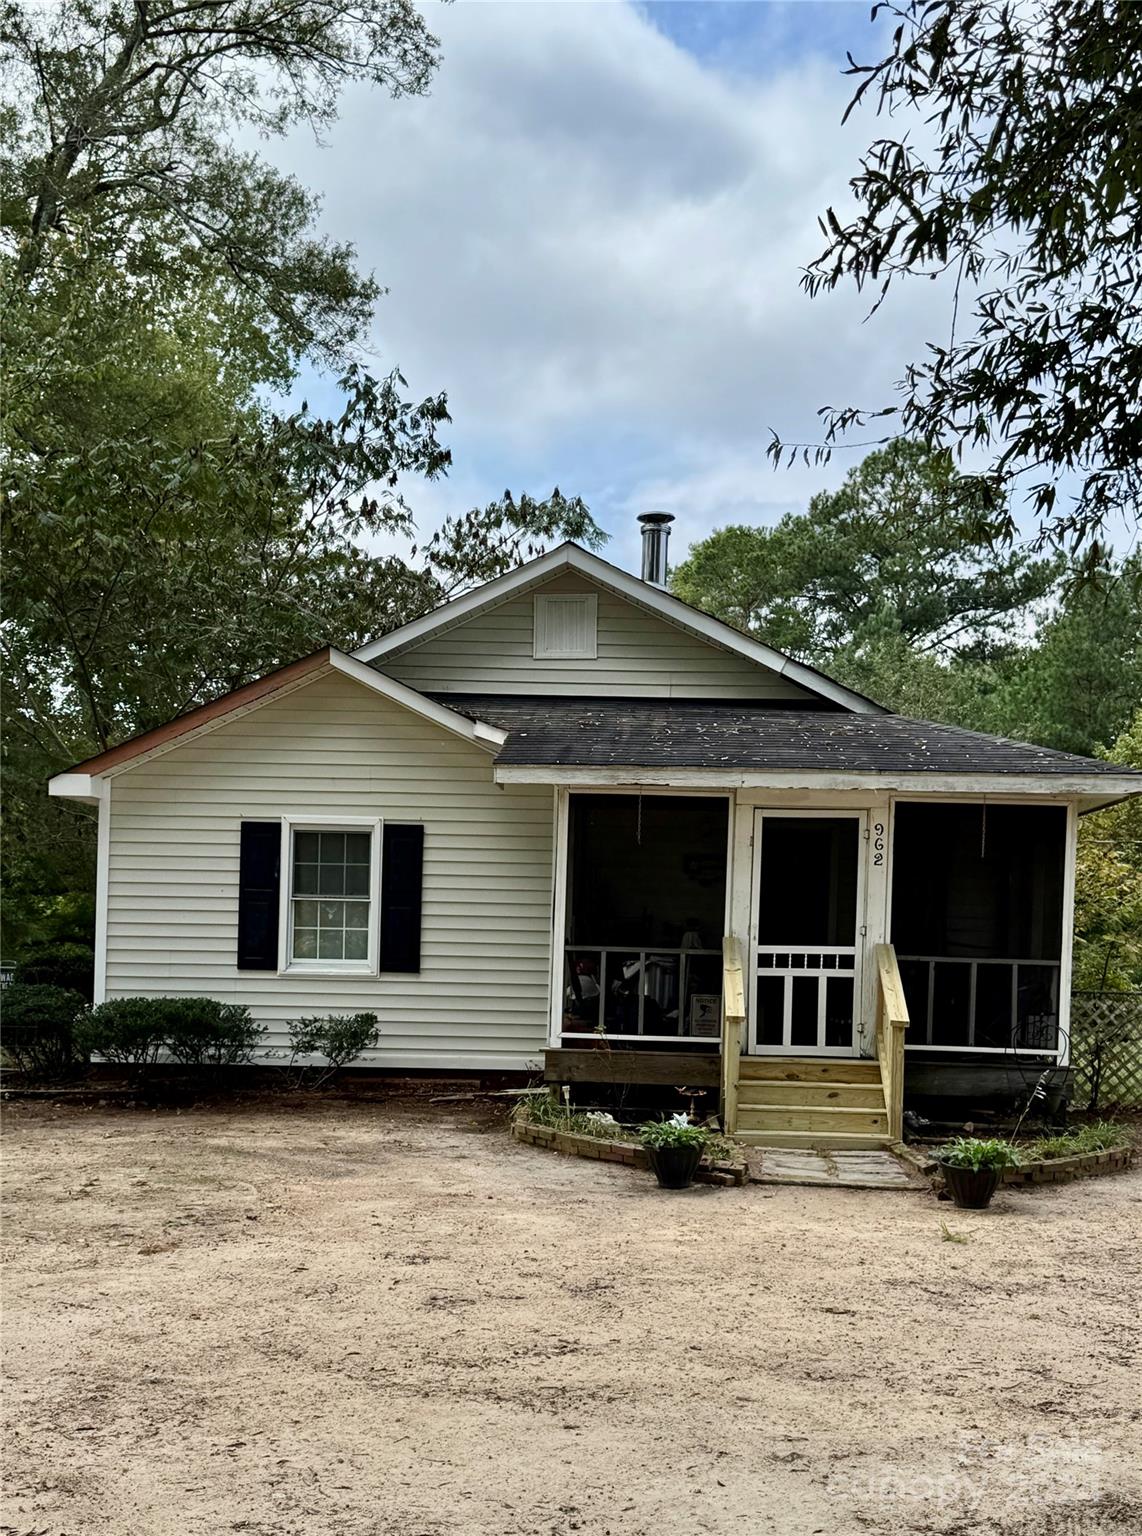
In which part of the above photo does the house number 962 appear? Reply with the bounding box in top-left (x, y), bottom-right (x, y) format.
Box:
top-left (872, 822), bottom-right (885, 866)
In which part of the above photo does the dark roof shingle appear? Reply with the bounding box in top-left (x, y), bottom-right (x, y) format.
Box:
top-left (431, 696), bottom-right (1141, 777)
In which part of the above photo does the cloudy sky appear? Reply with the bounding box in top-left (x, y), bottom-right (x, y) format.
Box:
top-left (281, 0), bottom-right (947, 572)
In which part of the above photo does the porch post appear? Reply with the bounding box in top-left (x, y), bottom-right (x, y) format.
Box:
top-left (548, 787), bottom-right (570, 1048)
top-left (727, 795), bottom-right (754, 1055)
top-left (1058, 798), bottom-right (1078, 1069)
top-left (859, 795), bottom-right (893, 1055)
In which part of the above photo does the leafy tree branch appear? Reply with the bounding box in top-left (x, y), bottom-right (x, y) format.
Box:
top-left (769, 0), bottom-right (1142, 561)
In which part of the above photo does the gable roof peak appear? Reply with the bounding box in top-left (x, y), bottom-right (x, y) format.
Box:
top-left (353, 540), bottom-right (887, 714)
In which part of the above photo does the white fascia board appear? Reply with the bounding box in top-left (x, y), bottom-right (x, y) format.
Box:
top-left (48, 773), bottom-right (105, 803)
top-left (492, 764), bottom-right (1142, 799)
top-left (1075, 789), bottom-right (1142, 814)
top-left (352, 543), bottom-right (884, 715)
top-left (568, 549), bottom-right (882, 713)
top-left (327, 651), bottom-right (506, 752)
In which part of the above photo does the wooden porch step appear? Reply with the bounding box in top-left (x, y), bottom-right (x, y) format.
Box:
top-left (738, 1056), bottom-right (883, 1084)
top-left (735, 1130), bottom-right (894, 1151)
top-left (737, 1104), bottom-right (889, 1136)
top-left (736, 1079), bottom-right (886, 1110)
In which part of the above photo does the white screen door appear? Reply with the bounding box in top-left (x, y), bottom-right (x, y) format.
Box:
top-left (749, 811), bottom-right (865, 1055)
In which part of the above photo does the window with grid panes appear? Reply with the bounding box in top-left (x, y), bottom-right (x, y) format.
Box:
top-left (290, 829), bottom-right (372, 963)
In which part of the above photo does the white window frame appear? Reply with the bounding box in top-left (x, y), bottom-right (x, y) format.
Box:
top-left (533, 592), bottom-right (598, 660)
top-left (277, 815), bottom-right (382, 976)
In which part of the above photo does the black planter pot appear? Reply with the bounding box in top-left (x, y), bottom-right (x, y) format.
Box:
top-left (647, 1143), bottom-right (703, 1189)
top-left (940, 1161), bottom-right (1001, 1209)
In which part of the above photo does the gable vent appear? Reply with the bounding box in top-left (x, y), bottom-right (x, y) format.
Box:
top-left (533, 593), bottom-right (598, 659)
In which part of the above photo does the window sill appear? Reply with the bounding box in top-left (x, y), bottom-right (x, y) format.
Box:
top-left (279, 962), bottom-right (377, 979)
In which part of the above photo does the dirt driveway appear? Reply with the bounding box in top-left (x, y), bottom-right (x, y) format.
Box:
top-left (2, 1094), bottom-right (1140, 1536)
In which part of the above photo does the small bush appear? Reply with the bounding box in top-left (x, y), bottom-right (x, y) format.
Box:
top-left (160, 998), bottom-right (265, 1069)
top-left (75, 997), bottom-right (170, 1075)
top-left (938, 1136), bottom-right (1021, 1171)
top-left (1025, 1121), bottom-right (1131, 1161)
top-left (2, 983), bottom-right (87, 1079)
top-left (639, 1115), bottom-right (711, 1151)
top-left (13, 943), bottom-right (95, 1002)
top-left (287, 1012), bottom-right (379, 1087)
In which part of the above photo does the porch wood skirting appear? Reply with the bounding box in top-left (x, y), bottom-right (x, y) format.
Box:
top-left (542, 1048), bottom-right (720, 1087)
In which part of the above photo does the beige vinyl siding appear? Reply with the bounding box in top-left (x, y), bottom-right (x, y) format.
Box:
top-left (104, 671), bottom-right (553, 1068)
top-left (383, 574), bottom-right (814, 700)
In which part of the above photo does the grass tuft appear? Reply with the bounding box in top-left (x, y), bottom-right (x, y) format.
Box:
top-left (1024, 1121), bottom-right (1131, 1161)
top-left (512, 1090), bottom-right (638, 1141)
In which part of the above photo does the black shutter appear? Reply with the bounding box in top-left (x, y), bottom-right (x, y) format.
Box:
top-left (237, 821), bottom-right (281, 970)
top-left (380, 824), bottom-right (424, 973)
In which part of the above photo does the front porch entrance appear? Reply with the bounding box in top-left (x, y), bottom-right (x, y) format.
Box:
top-left (546, 786), bottom-right (1075, 1147)
top-left (749, 811), bottom-right (864, 1057)
top-left (548, 790), bottom-right (894, 1147)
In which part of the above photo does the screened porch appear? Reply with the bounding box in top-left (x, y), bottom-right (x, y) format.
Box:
top-left (891, 802), bottom-right (1067, 1055)
top-left (560, 793), bottom-right (728, 1047)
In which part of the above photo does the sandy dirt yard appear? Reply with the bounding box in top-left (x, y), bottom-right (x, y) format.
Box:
top-left (2, 1093), bottom-right (1141, 1536)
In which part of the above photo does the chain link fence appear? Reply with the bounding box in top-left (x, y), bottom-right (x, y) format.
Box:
top-left (1070, 992), bottom-right (1142, 1110)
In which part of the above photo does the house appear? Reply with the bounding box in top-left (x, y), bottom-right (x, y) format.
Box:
top-left (49, 515), bottom-right (1142, 1147)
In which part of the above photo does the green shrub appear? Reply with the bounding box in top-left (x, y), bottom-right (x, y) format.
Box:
top-left (75, 997), bottom-right (169, 1074)
top-left (2, 983), bottom-right (87, 1078)
top-left (160, 998), bottom-right (265, 1069)
top-left (13, 943), bottom-right (95, 1002)
top-left (287, 1012), bottom-right (379, 1086)
top-left (938, 1136), bottom-right (1022, 1171)
top-left (77, 995), bottom-right (267, 1077)
top-left (1025, 1121), bottom-right (1131, 1160)
top-left (639, 1115), bottom-right (711, 1151)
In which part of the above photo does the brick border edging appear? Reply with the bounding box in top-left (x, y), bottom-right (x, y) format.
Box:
top-left (908, 1142), bottom-right (1136, 1189)
top-left (511, 1120), bottom-right (747, 1186)
top-left (1001, 1145), bottom-right (1135, 1186)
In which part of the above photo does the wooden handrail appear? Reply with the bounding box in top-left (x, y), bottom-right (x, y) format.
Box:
top-left (874, 942), bottom-right (910, 1143)
top-left (721, 935), bottom-right (746, 1136)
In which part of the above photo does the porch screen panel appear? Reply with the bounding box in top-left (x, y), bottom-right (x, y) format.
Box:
top-left (825, 976), bottom-right (855, 1049)
top-left (790, 976), bottom-right (819, 1047)
top-left (566, 795), bottom-right (728, 949)
top-left (756, 817), bottom-right (858, 946)
top-left (562, 794), bottom-right (728, 1041)
top-left (755, 974), bottom-right (784, 1047)
top-left (890, 804), bottom-right (1065, 1050)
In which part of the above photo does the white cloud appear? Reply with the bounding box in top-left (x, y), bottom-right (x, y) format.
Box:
top-left (277, 0), bottom-right (951, 565)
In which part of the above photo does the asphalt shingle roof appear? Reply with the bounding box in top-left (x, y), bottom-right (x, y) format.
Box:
top-left (430, 696), bottom-right (1140, 777)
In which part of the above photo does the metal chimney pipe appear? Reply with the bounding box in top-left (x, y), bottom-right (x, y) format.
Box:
top-left (638, 511), bottom-right (674, 587)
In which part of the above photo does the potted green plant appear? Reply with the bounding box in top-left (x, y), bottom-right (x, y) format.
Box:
top-left (937, 1137), bottom-right (1021, 1209)
top-left (639, 1114), bottom-right (710, 1189)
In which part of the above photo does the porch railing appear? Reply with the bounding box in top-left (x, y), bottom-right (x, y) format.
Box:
top-left (721, 935), bottom-right (746, 1136)
top-left (561, 945), bottom-right (722, 1040)
top-left (895, 954), bottom-right (1061, 1053)
top-left (875, 943), bottom-right (910, 1143)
